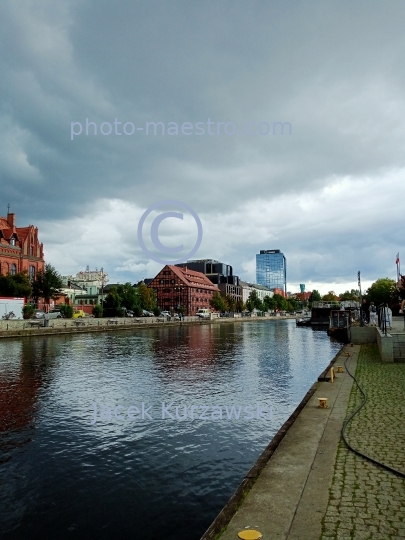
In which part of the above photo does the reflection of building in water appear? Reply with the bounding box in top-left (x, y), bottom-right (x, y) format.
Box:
top-left (150, 324), bottom-right (243, 378)
top-left (0, 338), bottom-right (59, 440)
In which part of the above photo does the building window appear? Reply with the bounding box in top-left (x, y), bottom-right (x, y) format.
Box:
top-left (29, 266), bottom-right (35, 280)
top-left (10, 264), bottom-right (17, 275)
top-left (10, 238), bottom-right (16, 246)
top-left (30, 246), bottom-right (34, 256)
top-left (159, 279), bottom-right (164, 284)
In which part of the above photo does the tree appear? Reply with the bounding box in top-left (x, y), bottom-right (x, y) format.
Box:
top-left (116, 283), bottom-right (141, 311)
top-left (0, 271), bottom-right (32, 298)
top-left (22, 304), bottom-right (35, 319)
top-left (339, 289), bottom-right (360, 301)
top-left (287, 297), bottom-right (299, 311)
top-left (263, 295), bottom-right (276, 312)
top-left (59, 304), bottom-right (74, 318)
top-left (136, 282), bottom-right (157, 310)
top-left (322, 291), bottom-right (338, 301)
top-left (365, 278), bottom-right (396, 306)
top-left (224, 294), bottom-right (236, 312)
top-left (92, 304), bottom-right (103, 318)
top-left (245, 290), bottom-right (264, 312)
top-left (273, 293), bottom-right (287, 311)
top-left (32, 264), bottom-right (63, 305)
top-left (308, 290), bottom-right (321, 303)
top-left (235, 298), bottom-right (245, 312)
top-left (103, 287), bottom-right (122, 316)
top-left (210, 291), bottom-right (226, 312)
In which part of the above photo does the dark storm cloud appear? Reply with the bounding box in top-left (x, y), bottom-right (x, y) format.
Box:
top-left (0, 0), bottom-right (404, 287)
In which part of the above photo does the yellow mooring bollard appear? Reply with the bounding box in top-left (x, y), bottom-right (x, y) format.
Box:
top-left (238, 530), bottom-right (262, 540)
top-left (337, 365), bottom-right (343, 373)
top-left (330, 367), bottom-right (335, 382)
top-left (318, 397), bottom-right (328, 408)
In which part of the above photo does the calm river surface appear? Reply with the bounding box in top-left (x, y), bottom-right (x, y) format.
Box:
top-left (0, 319), bottom-right (340, 539)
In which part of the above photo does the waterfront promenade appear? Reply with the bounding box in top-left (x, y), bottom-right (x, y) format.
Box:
top-left (0, 313), bottom-right (296, 339)
top-left (203, 318), bottom-right (405, 540)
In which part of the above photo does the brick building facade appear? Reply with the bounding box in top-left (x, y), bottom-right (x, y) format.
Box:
top-left (0, 212), bottom-right (44, 279)
top-left (148, 265), bottom-right (219, 315)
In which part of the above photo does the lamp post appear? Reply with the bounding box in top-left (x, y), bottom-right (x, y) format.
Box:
top-left (358, 271), bottom-right (364, 327)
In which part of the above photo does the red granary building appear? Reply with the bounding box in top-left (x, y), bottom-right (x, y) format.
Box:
top-left (148, 265), bottom-right (219, 315)
top-left (0, 211), bottom-right (44, 279)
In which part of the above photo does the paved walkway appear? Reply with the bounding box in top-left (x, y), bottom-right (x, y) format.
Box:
top-left (321, 343), bottom-right (405, 539)
top-left (209, 338), bottom-right (405, 540)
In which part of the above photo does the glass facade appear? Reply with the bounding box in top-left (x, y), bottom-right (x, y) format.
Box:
top-left (256, 250), bottom-right (286, 293)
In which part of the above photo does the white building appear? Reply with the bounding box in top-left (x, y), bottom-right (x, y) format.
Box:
top-left (240, 281), bottom-right (274, 303)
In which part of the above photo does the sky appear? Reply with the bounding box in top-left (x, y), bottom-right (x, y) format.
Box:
top-left (1, 0), bottom-right (404, 295)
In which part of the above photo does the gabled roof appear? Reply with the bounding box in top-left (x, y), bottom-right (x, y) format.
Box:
top-left (154, 265), bottom-right (219, 290)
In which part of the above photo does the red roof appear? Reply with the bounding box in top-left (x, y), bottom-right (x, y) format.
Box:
top-left (167, 265), bottom-right (218, 290)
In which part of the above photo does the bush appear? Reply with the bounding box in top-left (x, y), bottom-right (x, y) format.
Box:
top-left (23, 304), bottom-right (35, 319)
top-left (59, 304), bottom-right (74, 318)
top-left (92, 304), bottom-right (103, 318)
top-left (133, 305), bottom-right (143, 317)
top-left (153, 307), bottom-right (161, 316)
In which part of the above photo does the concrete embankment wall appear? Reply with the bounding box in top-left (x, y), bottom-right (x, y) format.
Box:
top-left (351, 325), bottom-right (394, 362)
top-left (0, 315), bottom-right (297, 340)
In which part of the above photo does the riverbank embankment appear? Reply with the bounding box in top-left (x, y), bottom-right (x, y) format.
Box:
top-left (0, 314), bottom-right (297, 340)
top-left (201, 341), bottom-right (405, 540)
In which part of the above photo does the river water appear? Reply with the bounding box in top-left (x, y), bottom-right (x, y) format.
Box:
top-left (0, 319), bottom-right (340, 539)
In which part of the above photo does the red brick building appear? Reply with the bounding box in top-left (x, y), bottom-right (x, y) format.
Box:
top-left (148, 265), bottom-right (219, 315)
top-left (0, 211), bottom-right (44, 279)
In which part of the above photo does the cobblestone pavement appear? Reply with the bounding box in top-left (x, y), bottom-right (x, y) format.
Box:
top-left (321, 344), bottom-right (405, 540)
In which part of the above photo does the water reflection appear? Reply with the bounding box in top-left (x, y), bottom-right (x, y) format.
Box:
top-left (0, 320), bottom-right (341, 540)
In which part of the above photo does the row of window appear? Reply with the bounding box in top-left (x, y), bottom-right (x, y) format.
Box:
top-left (157, 280), bottom-right (210, 294)
top-left (0, 263), bottom-right (36, 278)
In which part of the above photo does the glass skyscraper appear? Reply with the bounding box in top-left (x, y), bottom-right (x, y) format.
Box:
top-left (256, 250), bottom-right (286, 293)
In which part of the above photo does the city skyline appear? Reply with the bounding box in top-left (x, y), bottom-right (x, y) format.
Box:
top-left (0, 2), bottom-right (403, 295)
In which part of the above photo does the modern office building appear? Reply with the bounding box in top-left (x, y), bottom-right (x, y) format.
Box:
top-left (256, 250), bottom-right (287, 295)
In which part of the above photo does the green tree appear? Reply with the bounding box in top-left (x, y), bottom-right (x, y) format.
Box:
top-left (136, 282), bottom-right (157, 310)
top-left (22, 303), bottom-right (35, 319)
top-left (210, 291), bottom-right (226, 311)
top-left (116, 283), bottom-right (141, 311)
top-left (0, 271), bottom-right (32, 298)
top-left (103, 287), bottom-right (122, 315)
top-left (224, 294), bottom-right (236, 312)
top-left (246, 290), bottom-right (264, 312)
top-left (322, 291), bottom-right (338, 301)
top-left (339, 289), bottom-right (360, 301)
top-left (32, 264), bottom-right (63, 305)
top-left (263, 295), bottom-right (276, 312)
top-left (365, 278), bottom-right (396, 306)
top-left (92, 304), bottom-right (103, 318)
top-left (287, 297), bottom-right (299, 310)
top-left (59, 304), bottom-right (74, 318)
top-left (308, 290), bottom-right (321, 303)
top-left (235, 298), bottom-right (245, 312)
top-left (273, 293), bottom-right (287, 311)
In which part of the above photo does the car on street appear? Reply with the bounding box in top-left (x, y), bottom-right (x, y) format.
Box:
top-left (196, 308), bottom-right (211, 319)
top-left (32, 310), bottom-right (45, 319)
top-left (45, 309), bottom-right (62, 319)
top-left (72, 310), bottom-right (86, 319)
top-left (126, 310), bottom-right (134, 317)
top-left (142, 310), bottom-right (154, 317)
top-left (160, 311), bottom-right (171, 317)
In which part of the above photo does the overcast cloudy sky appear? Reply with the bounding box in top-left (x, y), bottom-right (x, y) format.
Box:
top-left (1, 0), bottom-right (403, 294)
